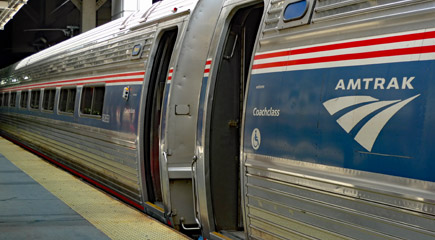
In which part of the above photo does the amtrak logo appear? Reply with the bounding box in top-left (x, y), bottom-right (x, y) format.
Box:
top-left (323, 94), bottom-right (420, 152)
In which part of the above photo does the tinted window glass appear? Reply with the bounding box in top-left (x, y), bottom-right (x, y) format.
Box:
top-left (283, 0), bottom-right (307, 21)
top-left (59, 88), bottom-right (76, 113)
top-left (42, 89), bottom-right (56, 111)
top-left (30, 90), bottom-right (41, 109)
top-left (20, 91), bottom-right (28, 108)
top-left (0, 93), bottom-right (3, 107)
top-left (10, 92), bottom-right (17, 107)
top-left (80, 86), bottom-right (105, 116)
top-left (4, 93), bottom-right (9, 107)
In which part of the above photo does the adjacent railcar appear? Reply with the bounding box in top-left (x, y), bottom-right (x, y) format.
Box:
top-left (0, 0), bottom-right (226, 231)
top-left (194, 0), bottom-right (435, 239)
top-left (1, 0), bottom-right (435, 239)
top-left (236, 0), bottom-right (435, 239)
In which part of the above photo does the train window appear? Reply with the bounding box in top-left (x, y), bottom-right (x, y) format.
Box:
top-left (4, 92), bottom-right (9, 107)
top-left (59, 87), bottom-right (76, 114)
top-left (42, 89), bottom-right (56, 111)
top-left (20, 91), bottom-right (28, 109)
top-left (223, 32), bottom-right (238, 59)
top-left (0, 93), bottom-right (3, 107)
top-left (278, 0), bottom-right (313, 29)
top-left (283, 0), bottom-right (308, 21)
top-left (80, 86), bottom-right (105, 116)
top-left (30, 90), bottom-right (41, 109)
top-left (10, 92), bottom-right (17, 107)
top-left (132, 44), bottom-right (142, 56)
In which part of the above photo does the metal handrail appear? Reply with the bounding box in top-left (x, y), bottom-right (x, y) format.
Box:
top-left (179, 155), bottom-right (201, 231)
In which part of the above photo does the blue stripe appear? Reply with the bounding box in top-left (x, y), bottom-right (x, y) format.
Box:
top-left (243, 60), bottom-right (435, 182)
top-left (0, 85), bottom-right (142, 135)
top-left (196, 76), bottom-right (209, 147)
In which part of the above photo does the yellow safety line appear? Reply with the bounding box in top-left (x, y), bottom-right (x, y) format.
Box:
top-left (212, 232), bottom-right (233, 240)
top-left (146, 201), bottom-right (165, 212)
top-left (0, 137), bottom-right (189, 240)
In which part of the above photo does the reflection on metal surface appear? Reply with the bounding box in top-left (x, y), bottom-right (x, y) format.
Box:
top-left (247, 153), bottom-right (435, 207)
top-left (0, 0), bottom-right (27, 30)
top-left (161, 151), bottom-right (172, 217)
top-left (244, 153), bottom-right (435, 239)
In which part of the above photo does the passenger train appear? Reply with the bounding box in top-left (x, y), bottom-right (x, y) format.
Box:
top-left (1, 0), bottom-right (434, 239)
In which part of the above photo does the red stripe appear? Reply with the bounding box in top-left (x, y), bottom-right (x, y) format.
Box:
top-left (78, 78), bottom-right (143, 85)
top-left (255, 30), bottom-right (435, 60)
top-left (206, 60), bottom-right (212, 65)
top-left (2, 78), bottom-right (144, 92)
top-left (254, 50), bottom-right (290, 60)
top-left (253, 45), bottom-right (435, 70)
top-left (169, 68), bottom-right (174, 73)
top-left (293, 31), bottom-right (435, 55)
top-left (252, 61), bottom-right (287, 70)
top-left (167, 76), bottom-right (172, 80)
top-left (1, 134), bottom-right (145, 211)
top-left (3, 72), bottom-right (145, 91)
top-left (204, 69), bottom-right (210, 73)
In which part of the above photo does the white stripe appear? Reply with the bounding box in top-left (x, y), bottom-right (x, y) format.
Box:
top-left (323, 96), bottom-right (378, 115)
top-left (337, 100), bottom-right (398, 133)
top-left (252, 66), bottom-right (286, 75)
top-left (355, 94), bottom-right (420, 152)
top-left (255, 28), bottom-right (431, 57)
top-left (13, 81), bottom-right (144, 90)
top-left (253, 56), bottom-right (287, 65)
top-left (204, 58), bottom-right (212, 75)
top-left (253, 52), bottom-right (435, 74)
top-left (286, 53), bottom-right (432, 71)
top-left (168, 68), bottom-right (173, 77)
top-left (6, 73), bottom-right (145, 90)
top-left (253, 39), bottom-right (433, 67)
top-left (289, 40), bottom-right (427, 62)
top-left (106, 82), bottom-right (143, 86)
top-left (252, 29), bottom-right (435, 74)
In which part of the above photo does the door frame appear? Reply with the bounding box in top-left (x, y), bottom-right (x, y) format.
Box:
top-left (193, 0), bottom-right (267, 237)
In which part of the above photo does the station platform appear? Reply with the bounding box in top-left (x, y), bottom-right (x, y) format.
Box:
top-left (0, 137), bottom-right (190, 240)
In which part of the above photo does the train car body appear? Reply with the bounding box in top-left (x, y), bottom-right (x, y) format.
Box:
top-left (240, 0), bottom-right (435, 239)
top-left (1, 0), bottom-right (435, 239)
top-left (0, 0), bottom-right (226, 230)
top-left (194, 0), bottom-right (435, 239)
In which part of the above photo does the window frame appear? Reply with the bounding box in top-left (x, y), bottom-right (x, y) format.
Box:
top-left (58, 87), bottom-right (77, 115)
top-left (42, 88), bottom-right (56, 112)
top-left (278, 0), bottom-right (314, 30)
top-left (79, 85), bottom-right (105, 118)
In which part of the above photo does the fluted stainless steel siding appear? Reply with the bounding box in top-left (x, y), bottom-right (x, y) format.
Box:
top-left (244, 154), bottom-right (435, 239)
top-left (0, 113), bottom-right (141, 202)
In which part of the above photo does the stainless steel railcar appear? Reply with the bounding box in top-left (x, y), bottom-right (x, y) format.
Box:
top-left (1, 0), bottom-right (435, 239)
top-left (0, 0), bottom-right (225, 232)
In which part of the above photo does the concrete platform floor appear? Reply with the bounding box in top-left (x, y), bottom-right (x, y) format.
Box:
top-left (0, 137), bottom-right (189, 240)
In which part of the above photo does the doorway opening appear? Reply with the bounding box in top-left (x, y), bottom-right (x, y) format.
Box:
top-left (144, 28), bottom-right (178, 203)
top-left (208, 3), bottom-right (264, 233)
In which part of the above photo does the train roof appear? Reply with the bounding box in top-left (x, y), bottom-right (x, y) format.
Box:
top-left (0, 0), bottom-right (198, 88)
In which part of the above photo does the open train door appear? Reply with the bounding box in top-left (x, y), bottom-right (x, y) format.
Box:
top-left (140, 0), bottom-right (229, 232)
top-left (140, 27), bottom-right (179, 222)
top-left (194, 1), bottom-right (265, 238)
